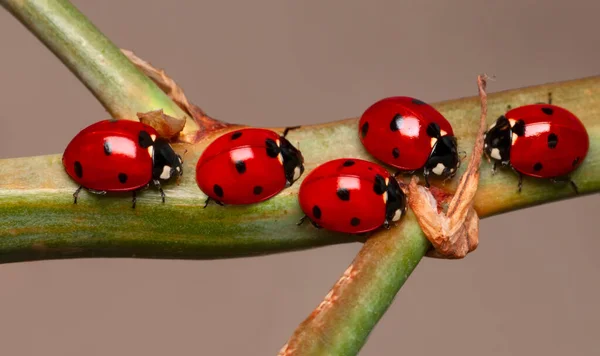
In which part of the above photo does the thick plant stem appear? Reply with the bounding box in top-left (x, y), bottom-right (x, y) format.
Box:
top-left (0, 0), bottom-right (198, 141)
top-left (1, 76), bottom-right (599, 265)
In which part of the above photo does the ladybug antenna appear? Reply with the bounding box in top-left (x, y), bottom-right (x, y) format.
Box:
top-left (283, 125), bottom-right (301, 138)
top-left (459, 150), bottom-right (468, 161)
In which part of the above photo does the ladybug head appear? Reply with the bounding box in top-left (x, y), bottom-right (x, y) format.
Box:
top-left (483, 115), bottom-right (513, 164)
top-left (279, 136), bottom-right (305, 186)
top-left (425, 133), bottom-right (460, 179)
top-left (384, 177), bottom-right (408, 227)
top-left (152, 138), bottom-right (184, 182)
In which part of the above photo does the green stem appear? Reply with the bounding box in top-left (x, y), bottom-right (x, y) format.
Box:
top-left (0, 0), bottom-right (197, 140)
top-left (1, 76), bottom-right (599, 266)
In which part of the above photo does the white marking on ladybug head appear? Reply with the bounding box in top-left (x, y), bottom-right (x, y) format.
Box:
top-left (488, 122), bottom-right (496, 130)
top-left (512, 133), bottom-right (518, 145)
top-left (490, 148), bottom-right (501, 160)
top-left (150, 134), bottom-right (157, 141)
top-left (385, 177), bottom-right (389, 185)
top-left (392, 208), bottom-right (403, 222)
top-left (160, 165), bottom-right (172, 179)
top-left (440, 129), bottom-right (448, 136)
top-left (430, 137), bottom-right (437, 148)
top-left (278, 153), bottom-right (284, 165)
top-left (293, 166), bottom-right (302, 181)
top-left (383, 191), bottom-right (388, 204)
top-left (147, 145), bottom-right (154, 157)
top-left (276, 139), bottom-right (280, 147)
top-left (508, 118), bottom-right (516, 127)
top-left (432, 163), bottom-right (446, 176)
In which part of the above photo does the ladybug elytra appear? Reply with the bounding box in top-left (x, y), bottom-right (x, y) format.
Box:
top-left (358, 96), bottom-right (460, 187)
top-left (297, 158), bottom-right (407, 234)
top-left (62, 119), bottom-right (183, 208)
top-left (484, 94), bottom-right (589, 193)
top-left (195, 127), bottom-right (304, 206)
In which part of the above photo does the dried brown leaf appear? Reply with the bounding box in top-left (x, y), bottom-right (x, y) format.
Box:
top-left (407, 74), bottom-right (490, 259)
top-left (137, 109), bottom-right (186, 139)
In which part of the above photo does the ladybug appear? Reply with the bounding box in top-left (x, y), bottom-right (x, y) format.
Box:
top-left (483, 93), bottom-right (588, 193)
top-left (62, 119), bottom-right (183, 208)
top-left (358, 96), bottom-right (460, 187)
top-left (196, 127), bottom-right (304, 206)
top-left (297, 158), bottom-right (407, 234)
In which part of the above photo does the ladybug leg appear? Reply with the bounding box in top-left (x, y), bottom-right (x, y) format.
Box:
top-left (423, 170), bottom-right (431, 188)
top-left (203, 197), bottom-right (224, 208)
top-left (548, 92), bottom-right (553, 105)
top-left (296, 215), bottom-right (307, 226)
top-left (73, 186), bottom-right (83, 204)
top-left (491, 161), bottom-right (497, 175)
top-left (131, 190), bottom-right (137, 209)
top-left (153, 179), bottom-right (166, 203)
top-left (517, 172), bottom-right (523, 192)
top-left (383, 220), bottom-right (391, 230)
top-left (550, 177), bottom-right (579, 194)
top-left (570, 180), bottom-right (579, 194)
top-left (282, 126), bottom-right (301, 138)
top-left (203, 197), bottom-right (212, 208)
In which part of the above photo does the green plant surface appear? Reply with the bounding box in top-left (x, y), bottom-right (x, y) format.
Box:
top-left (1, 76), bottom-right (599, 266)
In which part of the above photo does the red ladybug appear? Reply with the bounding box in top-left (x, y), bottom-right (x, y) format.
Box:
top-left (297, 158), bottom-right (407, 234)
top-left (196, 127), bottom-right (304, 206)
top-left (484, 94), bottom-right (588, 193)
top-left (62, 119), bottom-right (183, 208)
top-left (358, 96), bottom-right (460, 186)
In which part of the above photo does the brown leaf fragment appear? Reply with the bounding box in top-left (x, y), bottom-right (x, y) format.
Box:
top-left (137, 109), bottom-right (185, 139)
top-left (407, 74), bottom-right (490, 259)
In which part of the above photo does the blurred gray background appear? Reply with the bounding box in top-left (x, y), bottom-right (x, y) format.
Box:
top-left (1, 0), bottom-right (599, 355)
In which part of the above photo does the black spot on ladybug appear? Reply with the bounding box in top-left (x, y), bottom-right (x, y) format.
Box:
top-left (533, 162), bottom-right (543, 172)
top-left (426, 122), bottom-right (441, 138)
top-left (336, 188), bottom-right (350, 201)
top-left (138, 130), bottom-right (153, 148)
top-left (547, 133), bottom-right (558, 149)
top-left (541, 107), bottom-right (554, 115)
top-left (118, 173), bottom-right (128, 184)
top-left (373, 174), bottom-right (386, 195)
top-left (350, 217), bottom-right (361, 226)
top-left (343, 160), bottom-right (355, 167)
top-left (361, 122), bottom-right (369, 137)
top-left (392, 147), bottom-right (400, 159)
top-left (253, 186), bottom-right (263, 195)
top-left (573, 157), bottom-right (580, 167)
top-left (74, 161), bottom-right (83, 178)
top-left (512, 120), bottom-right (526, 137)
top-left (213, 184), bottom-right (224, 198)
top-left (231, 131), bottom-right (242, 140)
top-left (312, 205), bottom-right (322, 219)
top-left (368, 167), bottom-right (373, 170)
top-left (389, 114), bottom-right (404, 131)
top-left (103, 140), bottom-right (112, 156)
top-left (265, 138), bottom-right (281, 158)
top-left (235, 160), bottom-right (247, 174)
top-left (412, 98), bottom-right (426, 105)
